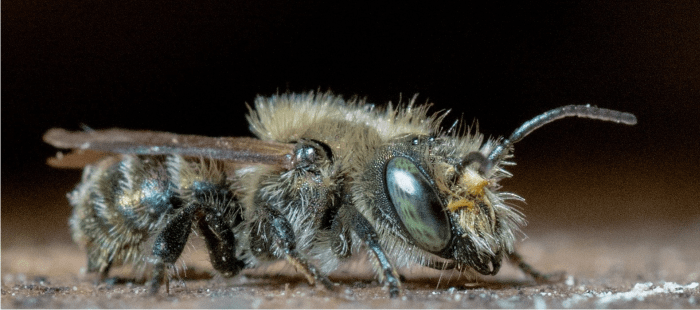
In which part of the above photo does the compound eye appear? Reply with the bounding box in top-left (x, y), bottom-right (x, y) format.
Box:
top-left (385, 156), bottom-right (451, 253)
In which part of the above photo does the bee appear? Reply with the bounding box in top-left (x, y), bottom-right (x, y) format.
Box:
top-left (44, 92), bottom-right (637, 297)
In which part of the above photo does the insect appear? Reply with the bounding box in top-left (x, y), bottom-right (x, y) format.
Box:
top-left (44, 92), bottom-right (637, 297)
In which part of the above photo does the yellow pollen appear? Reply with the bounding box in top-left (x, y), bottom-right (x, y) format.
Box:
top-left (447, 198), bottom-right (474, 212)
top-left (118, 191), bottom-right (143, 208)
top-left (468, 180), bottom-right (488, 197)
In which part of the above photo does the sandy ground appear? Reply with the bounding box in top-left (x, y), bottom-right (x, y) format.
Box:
top-left (3, 224), bottom-right (699, 308)
top-left (3, 170), bottom-right (700, 308)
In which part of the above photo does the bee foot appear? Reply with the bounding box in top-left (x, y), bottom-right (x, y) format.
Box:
top-left (533, 270), bottom-right (567, 284)
top-left (384, 282), bottom-right (401, 298)
top-left (317, 275), bottom-right (335, 291)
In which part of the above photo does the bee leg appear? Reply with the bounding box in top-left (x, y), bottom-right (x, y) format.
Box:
top-left (148, 204), bottom-right (197, 295)
top-left (329, 214), bottom-right (353, 258)
top-left (97, 260), bottom-right (112, 281)
top-left (349, 208), bottom-right (401, 298)
top-left (195, 208), bottom-right (246, 277)
top-left (508, 251), bottom-right (566, 284)
top-left (259, 206), bottom-right (334, 290)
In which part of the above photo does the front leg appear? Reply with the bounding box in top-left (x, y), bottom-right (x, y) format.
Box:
top-left (347, 206), bottom-right (402, 298)
top-left (508, 251), bottom-right (566, 284)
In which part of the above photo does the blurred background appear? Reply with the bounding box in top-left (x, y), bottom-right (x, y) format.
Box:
top-left (3, 1), bottom-right (699, 250)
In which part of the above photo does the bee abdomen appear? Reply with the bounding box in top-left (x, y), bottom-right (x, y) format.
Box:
top-left (69, 155), bottom-right (177, 271)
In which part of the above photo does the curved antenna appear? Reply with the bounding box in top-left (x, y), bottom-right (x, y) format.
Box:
top-left (479, 104), bottom-right (637, 172)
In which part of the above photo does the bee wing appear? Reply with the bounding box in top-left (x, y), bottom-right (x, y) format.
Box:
top-left (43, 128), bottom-right (294, 169)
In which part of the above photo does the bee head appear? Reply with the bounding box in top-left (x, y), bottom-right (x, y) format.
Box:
top-left (358, 104), bottom-right (636, 276)
top-left (359, 134), bottom-right (520, 275)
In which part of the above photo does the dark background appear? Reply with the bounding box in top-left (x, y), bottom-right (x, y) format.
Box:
top-left (3, 1), bottom-right (699, 247)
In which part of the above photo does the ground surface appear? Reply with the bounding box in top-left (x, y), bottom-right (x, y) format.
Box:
top-left (3, 167), bottom-right (700, 308)
top-left (3, 224), bottom-right (699, 308)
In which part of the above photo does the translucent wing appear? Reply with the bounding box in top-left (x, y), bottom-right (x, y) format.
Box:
top-left (43, 128), bottom-right (294, 170)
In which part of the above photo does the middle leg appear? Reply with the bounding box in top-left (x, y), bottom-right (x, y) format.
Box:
top-left (250, 205), bottom-right (334, 290)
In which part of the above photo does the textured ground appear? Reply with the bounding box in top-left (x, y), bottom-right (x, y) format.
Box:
top-left (3, 165), bottom-right (700, 308)
top-left (3, 224), bottom-right (699, 308)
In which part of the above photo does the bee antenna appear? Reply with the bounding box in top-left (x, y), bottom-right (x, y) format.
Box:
top-left (460, 152), bottom-right (492, 175)
top-left (486, 104), bottom-right (637, 169)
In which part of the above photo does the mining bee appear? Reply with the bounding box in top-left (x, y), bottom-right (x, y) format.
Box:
top-left (44, 92), bottom-right (637, 297)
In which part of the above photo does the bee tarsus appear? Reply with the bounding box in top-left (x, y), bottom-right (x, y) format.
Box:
top-left (508, 251), bottom-right (566, 284)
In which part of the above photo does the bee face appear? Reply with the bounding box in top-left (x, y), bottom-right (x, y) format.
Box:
top-left (356, 133), bottom-right (515, 275)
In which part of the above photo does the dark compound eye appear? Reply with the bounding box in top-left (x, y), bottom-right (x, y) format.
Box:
top-left (385, 156), bottom-right (451, 253)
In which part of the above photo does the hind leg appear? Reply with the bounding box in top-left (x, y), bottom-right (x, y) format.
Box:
top-left (148, 181), bottom-right (248, 294)
top-left (195, 206), bottom-right (246, 277)
top-left (149, 205), bottom-right (197, 294)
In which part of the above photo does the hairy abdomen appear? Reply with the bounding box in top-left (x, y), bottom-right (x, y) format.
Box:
top-left (68, 155), bottom-right (176, 273)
